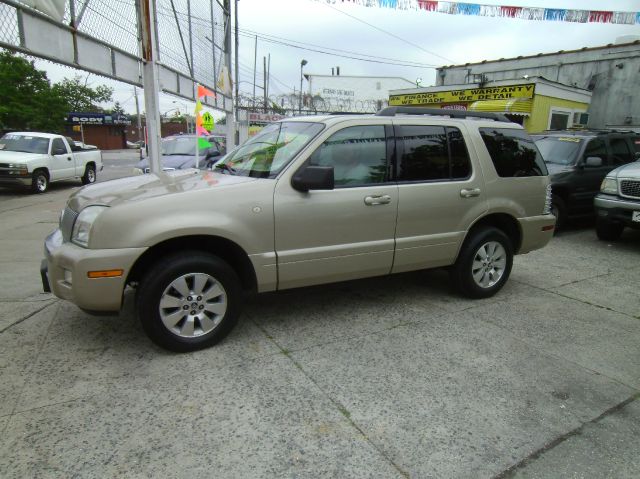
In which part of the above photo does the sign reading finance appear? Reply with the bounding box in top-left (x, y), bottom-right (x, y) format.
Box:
top-left (389, 84), bottom-right (535, 106)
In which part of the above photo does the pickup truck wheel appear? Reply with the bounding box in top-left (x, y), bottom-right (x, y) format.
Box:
top-left (81, 164), bottom-right (96, 185)
top-left (31, 169), bottom-right (49, 194)
top-left (596, 218), bottom-right (624, 241)
top-left (136, 252), bottom-right (242, 352)
top-left (451, 227), bottom-right (513, 299)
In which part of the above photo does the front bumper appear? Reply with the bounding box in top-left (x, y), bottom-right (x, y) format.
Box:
top-left (517, 214), bottom-right (556, 254)
top-left (0, 177), bottom-right (31, 187)
top-left (43, 229), bottom-right (147, 312)
top-left (595, 194), bottom-right (640, 228)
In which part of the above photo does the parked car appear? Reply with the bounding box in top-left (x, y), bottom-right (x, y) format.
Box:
top-left (134, 135), bottom-right (223, 173)
top-left (72, 140), bottom-right (98, 150)
top-left (533, 130), bottom-right (640, 228)
top-left (42, 108), bottom-right (555, 352)
top-left (0, 132), bottom-right (102, 193)
top-left (594, 160), bottom-right (640, 240)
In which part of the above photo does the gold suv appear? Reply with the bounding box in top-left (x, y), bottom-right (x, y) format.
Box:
top-left (42, 107), bottom-right (556, 352)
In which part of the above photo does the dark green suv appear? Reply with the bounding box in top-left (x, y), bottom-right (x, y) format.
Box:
top-left (533, 130), bottom-right (640, 228)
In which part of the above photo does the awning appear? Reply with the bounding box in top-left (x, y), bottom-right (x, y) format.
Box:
top-left (468, 98), bottom-right (532, 116)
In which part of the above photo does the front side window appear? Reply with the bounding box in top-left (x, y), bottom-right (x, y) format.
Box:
top-left (51, 138), bottom-right (66, 155)
top-left (480, 128), bottom-right (547, 177)
top-left (583, 138), bottom-right (608, 164)
top-left (217, 122), bottom-right (324, 178)
top-left (308, 125), bottom-right (387, 187)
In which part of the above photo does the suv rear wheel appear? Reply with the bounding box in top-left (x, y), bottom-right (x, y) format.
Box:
top-left (451, 227), bottom-right (513, 299)
top-left (136, 252), bottom-right (242, 352)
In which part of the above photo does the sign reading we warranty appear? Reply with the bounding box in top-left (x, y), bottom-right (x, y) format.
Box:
top-left (389, 84), bottom-right (535, 106)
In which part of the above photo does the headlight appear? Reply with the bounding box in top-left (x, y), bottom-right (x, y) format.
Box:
top-left (543, 184), bottom-right (552, 215)
top-left (71, 206), bottom-right (108, 247)
top-left (600, 177), bottom-right (617, 195)
top-left (133, 167), bottom-right (144, 175)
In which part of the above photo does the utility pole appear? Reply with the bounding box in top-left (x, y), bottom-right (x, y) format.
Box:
top-left (223, 0), bottom-right (234, 150)
top-left (267, 53), bottom-right (270, 104)
top-left (253, 35), bottom-right (257, 110)
top-left (138, 0), bottom-right (163, 175)
top-left (133, 87), bottom-right (142, 158)
top-left (263, 56), bottom-right (267, 113)
top-left (234, 0), bottom-right (240, 146)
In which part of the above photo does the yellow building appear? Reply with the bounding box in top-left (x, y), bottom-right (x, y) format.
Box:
top-left (389, 77), bottom-right (591, 133)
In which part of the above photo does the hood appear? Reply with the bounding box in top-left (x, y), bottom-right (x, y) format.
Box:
top-left (544, 163), bottom-right (574, 176)
top-left (610, 160), bottom-right (640, 178)
top-left (136, 154), bottom-right (196, 170)
top-left (0, 151), bottom-right (45, 163)
top-left (68, 169), bottom-right (257, 212)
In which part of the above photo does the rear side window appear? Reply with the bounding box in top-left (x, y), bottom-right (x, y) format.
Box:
top-left (480, 128), bottom-right (547, 177)
top-left (609, 138), bottom-right (633, 166)
top-left (396, 125), bottom-right (471, 181)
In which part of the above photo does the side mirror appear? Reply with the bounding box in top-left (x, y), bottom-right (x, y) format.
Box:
top-left (584, 156), bottom-right (603, 167)
top-left (292, 166), bottom-right (334, 192)
top-left (634, 151), bottom-right (640, 161)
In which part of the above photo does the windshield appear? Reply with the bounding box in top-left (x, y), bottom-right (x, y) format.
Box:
top-left (161, 137), bottom-right (198, 156)
top-left (216, 121), bottom-right (324, 178)
top-left (0, 134), bottom-right (49, 154)
top-left (534, 137), bottom-right (584, 165)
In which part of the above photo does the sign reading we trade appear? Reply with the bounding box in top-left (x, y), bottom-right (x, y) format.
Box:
top-left (390, 84), bottom-right (535, 105)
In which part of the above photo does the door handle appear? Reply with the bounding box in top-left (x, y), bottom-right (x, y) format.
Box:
top-left (460, 188), bottom-right (481, 198)
top-left (364, 195), bottom-right (392, 206)
top-left (67, 157), bottom-right (72, 161)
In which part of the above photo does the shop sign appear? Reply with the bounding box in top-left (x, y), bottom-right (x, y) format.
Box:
top-left (67, 112), bottom-right (131, 125)
top-left (390, 84), bottom-right (535, 106)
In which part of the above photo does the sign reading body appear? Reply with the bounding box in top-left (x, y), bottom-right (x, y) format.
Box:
top-left (389, 84), bottom-right (535, 106)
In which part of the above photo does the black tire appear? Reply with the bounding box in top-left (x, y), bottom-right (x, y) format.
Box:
top-left (596, 218), bottom-right (624, 241)
top-left (31, 169), bottom-right (49, 194)
top-left (451, 227), bottom-right (514, 299)
top-left (551, 195), bottom-right (567, 232)
top-left (81, 163), bottom-right (96, 185)
top-left (136, 252), bottom-right (242, 352)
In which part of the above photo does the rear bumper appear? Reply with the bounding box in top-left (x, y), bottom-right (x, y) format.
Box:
top-left (595, 194), bottom-right (640, 228)
top-left (44, 229), bottom-right (146, 312)
top-left (517, 214), bottom-right (556, 254)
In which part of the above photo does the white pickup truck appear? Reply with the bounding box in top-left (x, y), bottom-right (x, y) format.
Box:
top-left (0, 132), bottom-right (102, 193)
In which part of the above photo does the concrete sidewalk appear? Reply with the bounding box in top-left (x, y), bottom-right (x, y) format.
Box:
top-left (1, 182), bottom-right (639, 478)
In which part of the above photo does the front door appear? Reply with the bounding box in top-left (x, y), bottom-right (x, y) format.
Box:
top-left (571, 138), bottom-right (611, 214)
top-left (274, 124), bottom-right (398, 290)
top-left (49, 137), bottom-right (74, 180)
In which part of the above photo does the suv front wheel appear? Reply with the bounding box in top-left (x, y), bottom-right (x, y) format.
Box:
top-left (451, 227), bottom-right (514, 299)
top-left (136, 252), bottom-right (242, 352)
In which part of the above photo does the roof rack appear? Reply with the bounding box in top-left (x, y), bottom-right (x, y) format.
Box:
top-left (376, 106), bottom-right (511, 123)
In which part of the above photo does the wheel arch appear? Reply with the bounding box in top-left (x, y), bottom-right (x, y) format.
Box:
top-left (127, 235), bottom-right (258, 294)
top-left (460, 213), bottom-right (522, 257)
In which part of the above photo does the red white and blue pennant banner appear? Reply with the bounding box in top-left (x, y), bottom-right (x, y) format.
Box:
top-left (316, 1), bottom-right (640, 25)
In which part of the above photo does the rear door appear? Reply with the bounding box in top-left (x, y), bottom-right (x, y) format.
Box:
top-left (274, 121), bottom-right (398, 289)
top-left (392, 121), bottom-right (487, 273)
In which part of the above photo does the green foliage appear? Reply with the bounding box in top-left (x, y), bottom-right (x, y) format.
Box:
top-left (0, 50), bottom-right (66, 132)
top-left (0, 51), bottom-right (114, 134)
top-left (52, 75), bottom-right (113, 113)
top-left (109, 101), bottom-right (125, 115)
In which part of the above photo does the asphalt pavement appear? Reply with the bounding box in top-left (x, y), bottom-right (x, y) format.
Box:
top-left (0, 150), bottom-right (639, 478)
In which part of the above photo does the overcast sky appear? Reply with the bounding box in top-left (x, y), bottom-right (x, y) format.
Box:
top-left (34, 0), bottom-right (640, 117)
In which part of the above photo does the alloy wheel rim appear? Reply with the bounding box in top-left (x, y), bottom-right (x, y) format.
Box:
top-left (471, 241), bottom-right (507, 289)
top-left (37, 175), bottom-right (47, 191)
top-left (88, 169), bottom-right (96, 182)
top-left (159, 272), bottom-right (227, 338)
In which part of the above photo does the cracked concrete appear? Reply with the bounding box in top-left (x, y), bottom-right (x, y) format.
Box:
top-left (1, 157), bottom-right (639, 478)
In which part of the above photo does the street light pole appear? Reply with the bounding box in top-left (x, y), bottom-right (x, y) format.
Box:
top-left (299, 59), bottom-right (307, 115)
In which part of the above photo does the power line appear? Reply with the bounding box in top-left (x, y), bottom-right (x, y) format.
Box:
top-left (317, 0), bottom-right (456, 64)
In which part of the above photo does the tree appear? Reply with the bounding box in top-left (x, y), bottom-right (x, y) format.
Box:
top-left (109, 101), bottom-right (125, 115)
top-left (0, 50), bottom-right (67, 132)
top-left (52, 75), bottom-right (113, 113)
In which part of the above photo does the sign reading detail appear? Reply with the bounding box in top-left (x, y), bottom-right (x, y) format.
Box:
top-left (389, 84), bottom-right (535, 106)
